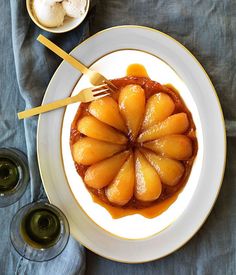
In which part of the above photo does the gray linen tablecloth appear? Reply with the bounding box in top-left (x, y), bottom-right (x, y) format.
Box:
top-left (0, 0), bottom-right (91, 274)
top-left (0, 0), bottom-right (235, 274)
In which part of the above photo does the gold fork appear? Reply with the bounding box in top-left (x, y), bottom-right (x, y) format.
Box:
top-left (37, 35), bottom-right (117, 91)
top-left (17, 85), bottom-right (109, 119)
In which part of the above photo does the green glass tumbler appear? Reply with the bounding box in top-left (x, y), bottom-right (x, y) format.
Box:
top-left (0, 148), bottom-right (29, 207)
top-left (10, 201), bottom-right (70, 261)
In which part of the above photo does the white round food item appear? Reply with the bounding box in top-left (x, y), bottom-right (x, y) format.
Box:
top-left (33, 0), bottom-right (66, 28)
top-left (62, 0), bottom-right (87, 18)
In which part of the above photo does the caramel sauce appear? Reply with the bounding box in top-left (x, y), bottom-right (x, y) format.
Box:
top-left (90, 189), bottom-right (181, 219)
top-left (127, 64), bottom-right (149, 78)
top-left (70, 64), bottom-right (198, 219)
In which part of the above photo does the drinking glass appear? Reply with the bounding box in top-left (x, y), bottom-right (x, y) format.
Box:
top-left (10, 200), bottom-right (70, 261)
top-left (0, 148), bottom-right (29, 207)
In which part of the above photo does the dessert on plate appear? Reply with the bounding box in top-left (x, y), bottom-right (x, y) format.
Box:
top-left (70, 65), bottom-right (198, 218)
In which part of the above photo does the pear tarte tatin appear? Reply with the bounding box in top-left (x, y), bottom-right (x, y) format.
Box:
top-left (70, 75), bottom-right (198, 218)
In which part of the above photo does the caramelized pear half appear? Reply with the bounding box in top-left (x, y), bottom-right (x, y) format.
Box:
top-left (84, 151), bottom-right (130, 189)
top-left (77, 116), bottom-right (127, 144)
top-left (72, 137), bottom-right (125, 165)
top-left (88, 96), bottom-right (127, 133)
top-left (106, 154), bottom-right (135, 206)
top-left (142, 93), bottom-right (175, 130)
top-left (141, 149), bottom-right (184, 186)
top-left (135, 150), bottom-right (162, 202)
top-left (144, 134), bottom-right (192, 160)
top-left (138, 113), bottom-right (189, 143)
top-left (119, 84), bottom-right (145, 140)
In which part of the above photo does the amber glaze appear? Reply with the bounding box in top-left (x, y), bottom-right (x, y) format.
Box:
top-left (126, 63), bottom-right (149, 78)
top-left (70, 64), bottom-right (198, 219)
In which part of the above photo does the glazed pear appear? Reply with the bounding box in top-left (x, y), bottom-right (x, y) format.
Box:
top-left (84, 151), bottom-right (130, 189)
top-left (106, 154), bottom-right (135, 206)
top-left (72, 137), bottom-right (125, 165)
top-left (135, 150), bottom-right (162, 202)
top-left (77, 116), bottom-right (127, 145)
top-left (141, 149), bottom-right (184, 186)
top-left (88, 96), bottom-right (127, 133)
top-left (119, 84), bottom-right (145, 140)
top-left (142, 93), bottom-right (175, 130)
top-left (144, 135), bottom-right (192, 160)
top-left (138, 113), bottom-right (189, 143)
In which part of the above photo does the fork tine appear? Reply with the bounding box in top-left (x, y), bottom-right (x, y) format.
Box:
top-left (94, 93), bottom-right (110, 99)
top-left (104, 80), bottom-right (118, 91)
top-left (106, 84), bottom-right (117, 93)
top-left (92, 83), bottom-right (115, 93)
top-left (92, 88), bottom-right (110, 96)
top-left (92, 84), bottom-right (108, 90)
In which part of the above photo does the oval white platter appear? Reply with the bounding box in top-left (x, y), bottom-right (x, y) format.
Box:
top-left (37, 26), bottom-right (226, 263)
